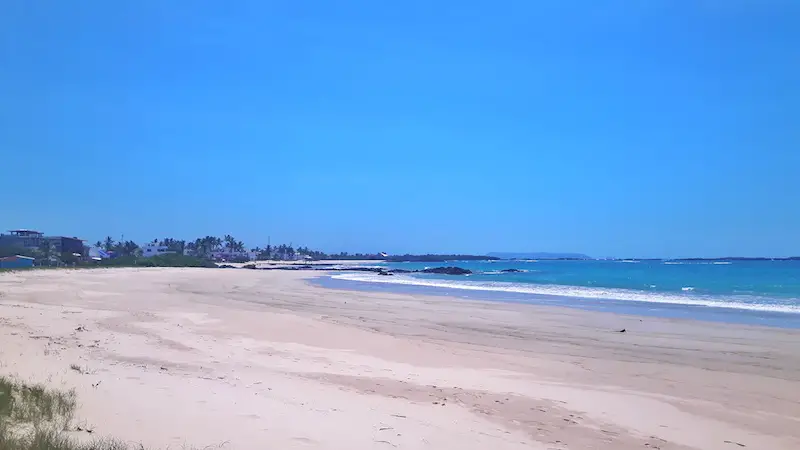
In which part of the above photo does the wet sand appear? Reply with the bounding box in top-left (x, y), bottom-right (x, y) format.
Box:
top-left (0, 268), bottom-right (798, 449)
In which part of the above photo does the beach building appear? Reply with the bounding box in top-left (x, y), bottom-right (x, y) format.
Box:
top-left (141, 243), bottom-right (175, 258)
top-left (48, 236), bottom-right (85, 255)
top-left (0, 230), bottom-right (85, 256)
top-left (0, 255), bottom-right (35, 269)
top-left (0, 230), bottom-right (44, 249)
top-left (87, 247), bottom-right (111, 260)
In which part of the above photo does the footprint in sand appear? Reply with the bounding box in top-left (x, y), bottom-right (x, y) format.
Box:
top-left (292, 437), bottom-right (318, 445)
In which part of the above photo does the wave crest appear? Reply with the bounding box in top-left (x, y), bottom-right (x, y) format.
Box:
top-left (329, 273), bottom-right (800, 314)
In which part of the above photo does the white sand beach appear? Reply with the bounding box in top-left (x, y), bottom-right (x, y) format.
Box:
top-left (0, 268), bottom-right (798, 449)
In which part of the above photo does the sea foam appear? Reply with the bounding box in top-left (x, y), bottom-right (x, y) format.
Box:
top-left (330, 273), bottom-right (800, 314)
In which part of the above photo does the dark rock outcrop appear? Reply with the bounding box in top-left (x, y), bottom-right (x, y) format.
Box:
top-left (420, 267), bottom-right (472, 275)
top-left (345, 267), bottom-right (386, 273)
top-left (501, 268), bottom-right (524, 273)
top-left (275, 265), bottom-right (313, 270)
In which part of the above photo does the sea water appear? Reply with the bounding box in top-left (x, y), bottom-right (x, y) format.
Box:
top-left (318, 260), bottom-right (800, 328)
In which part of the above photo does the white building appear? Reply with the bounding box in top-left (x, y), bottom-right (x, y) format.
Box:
top-left (141, 243), bottom-right (175, 258)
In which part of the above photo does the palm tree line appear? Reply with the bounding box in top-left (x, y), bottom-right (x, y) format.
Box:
top-left (93, 235), bottom-right (338, 261)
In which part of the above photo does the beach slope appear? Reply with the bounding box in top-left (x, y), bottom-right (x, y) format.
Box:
top-left (0, 268), bottom-right (797, 449)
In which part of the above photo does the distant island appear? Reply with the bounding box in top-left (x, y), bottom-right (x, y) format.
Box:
top-left (599, 257), bottom-right (800, 262)
top-left (671, 257), bottom-right (800, 261)
top-left (487, 254), bottom-right (800, 261)
top-left (487, 252), bottom-right (592, 260)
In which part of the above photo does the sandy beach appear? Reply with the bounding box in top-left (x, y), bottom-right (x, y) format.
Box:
top-left (0, 268), bottom-right (798, 449)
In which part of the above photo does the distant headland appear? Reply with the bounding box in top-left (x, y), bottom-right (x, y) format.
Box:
top-left (487, 252), bottom-right (592, 260)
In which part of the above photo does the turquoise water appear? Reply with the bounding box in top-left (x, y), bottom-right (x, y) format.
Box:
top-left (329, 260), bottom-right (800, 316)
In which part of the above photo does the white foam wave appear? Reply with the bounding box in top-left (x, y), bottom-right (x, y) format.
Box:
top-left (682, 287), bottom-right (695, 291)
top-left (482, 269), bottom-right (530, 275)
top-left (329, 264), bottom-right (381, 270)
top-left (330, 273), bottom-right (800, 314)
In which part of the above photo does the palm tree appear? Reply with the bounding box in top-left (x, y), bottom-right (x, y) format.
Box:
top-left (224, 235), bottom-right (245, 252)
top-left (198, 236), bottom-right (220, 256)
top-left (193, 238), bottom-right (204, 256)
top-left (103, 236), bottom-right (115, 252)
top-left (122, 241), bottom-right (140, 256)
top-left (159, 238), bottom-right (186, 253)
top-left (185, 241), bottom-right (197, 256)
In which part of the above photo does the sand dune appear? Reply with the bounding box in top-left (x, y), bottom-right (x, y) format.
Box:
top-left (0, 268), bottom-right (798, 449)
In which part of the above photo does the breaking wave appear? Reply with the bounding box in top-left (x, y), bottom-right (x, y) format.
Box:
top-left (329, 273), bottom-right (800, 314)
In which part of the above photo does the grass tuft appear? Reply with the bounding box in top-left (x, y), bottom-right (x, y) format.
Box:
top-left (0, 376), bottom-right (211, 450)
top-left (0, 376), bottom-right (128, 450)
top-left (68, 366), bottom-right (87, 376)
top-left (0, 376), bottom-right (76, 429)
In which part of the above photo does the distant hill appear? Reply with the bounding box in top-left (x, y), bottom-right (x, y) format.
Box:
top-left (487, 252), bottom-right (592, 260)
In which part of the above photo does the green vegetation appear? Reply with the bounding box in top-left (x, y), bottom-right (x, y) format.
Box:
top-left (0, 375), bottom-right (208, 449)
top-left (3, 231), bottom-right (497, 269)
top-left (0, 375), bottom-right (80, 448)
top-left (93, 238), bottom-right (141, 258)
top-left (93, 254), bottom-right (216, 269)
top-left (0, 254), bottom-right (216, 273)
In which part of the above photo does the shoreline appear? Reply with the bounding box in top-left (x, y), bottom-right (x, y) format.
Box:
top-left (1, 268), bottom-right (798, 449)
top-left (314, 272), bottom-right (800, 329)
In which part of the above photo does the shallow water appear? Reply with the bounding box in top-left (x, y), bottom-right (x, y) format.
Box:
top-left (315, 259), bottom-right (800, 328)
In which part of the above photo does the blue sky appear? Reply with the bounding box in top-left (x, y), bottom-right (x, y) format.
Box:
top-left (1, 1), bottom-right (798, 258)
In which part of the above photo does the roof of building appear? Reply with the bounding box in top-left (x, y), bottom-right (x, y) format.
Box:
top-left (0, 255), bottom-right (35, 261)
top-left (44, 236), bottom-right (85, 241)
top-left (8, 229), bottom-right (43, 234)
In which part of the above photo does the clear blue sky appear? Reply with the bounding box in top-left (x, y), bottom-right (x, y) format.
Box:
top-left (1, 1), bottom-right (798, 258)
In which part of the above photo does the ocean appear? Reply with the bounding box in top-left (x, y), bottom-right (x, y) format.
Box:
top-left (316, 260), bottom-right (800, 328)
